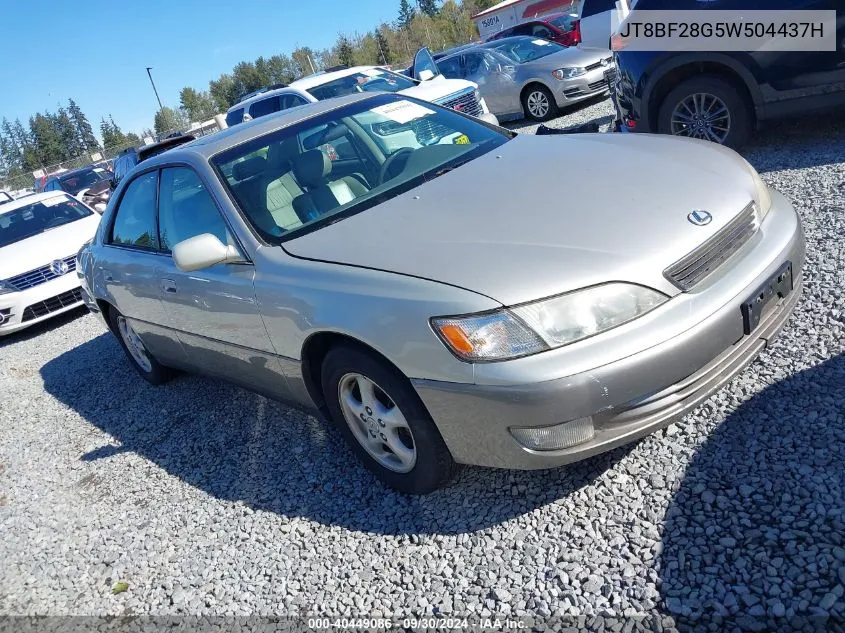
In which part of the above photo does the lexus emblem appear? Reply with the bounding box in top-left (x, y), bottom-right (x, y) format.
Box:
top-left (687, 210), bottom-right (713, 226)
top-left (50, 259), bottom-right (70, 276)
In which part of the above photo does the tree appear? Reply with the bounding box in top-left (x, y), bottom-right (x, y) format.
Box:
top-left (179, 87), bottom-right (218, 122)
top-left (292, 47), bottom-right (318, 76)
top-left (209, 74), bottom-right (239, 111)
top-left (67, 98), bottom-right (99, 153)
top-left (374, 27), bottom-right (394, 64)
top-left (397, 0), bottom-right (416, 29)
top-left (29, 113), bottom-right (64, 167)
top-left (153, 106), bottom-right (185, 136)
top-left (418, 0), bottom-right (439, 17)
top-left (55, 108), bottom-right (81, 159)
top-left (101, 116), bottom-right (128, 151)
top-left (336, 36), bottom-right (356, 67)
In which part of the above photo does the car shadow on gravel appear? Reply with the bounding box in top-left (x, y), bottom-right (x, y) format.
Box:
top-left (40, 332), bottom-right (636, 535)
top-left (744, 116), bottom-right (845, 173)
top-left (658, 354), bottom-right (844, 629)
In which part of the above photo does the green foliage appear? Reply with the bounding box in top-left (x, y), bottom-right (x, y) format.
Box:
top-left (397, 0), bottom-right (416, 29)
top-left (68, 98), bottom-right (99, 153)
top-left (337, 36), bottom-right (356, 67)
top-left (418, 0), bottom-right (440, 17)
top-left (179, 87), bottom-right (218, 122)
top-left (153, 106), bottom-right (187, 136)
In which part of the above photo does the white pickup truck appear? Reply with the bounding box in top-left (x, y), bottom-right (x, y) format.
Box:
top-left (225, 56), bottom-right (499, 128)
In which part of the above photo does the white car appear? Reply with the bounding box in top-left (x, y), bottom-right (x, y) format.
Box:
top-left (225, 62), bottom-right (499, 128)
top-left (0, 192), bottom-right (101, 335)
top-left (0, 191), bottom-right (14, 204)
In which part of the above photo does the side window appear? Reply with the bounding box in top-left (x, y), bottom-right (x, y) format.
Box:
top-left (157, 166), bottom-right (231, 252)
top-left (513, 23), bottom-right (534, 36)
top-left (279, 94), bottom-right (309, 110)
top-left (109, 171), bottom-right (159, 250)
top-left (532, 24), bottom-right (553, 38)
top-left (437, 56), bottom-right (463, 79)
top-left (225, 108), bottom-right (245, 127)
top-left (464, 53), bottom-right (485, 79)
top-left (249, 96), bottom-right (281, 120)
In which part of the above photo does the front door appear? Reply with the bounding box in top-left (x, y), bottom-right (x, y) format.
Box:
top-left (154, 165), bottom-right (291, 398)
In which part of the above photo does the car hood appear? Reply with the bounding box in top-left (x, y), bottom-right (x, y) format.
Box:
top-left (0, 214), bottom-right (101, 280)
top-left (283, 133), bottom-right (761, 306)
top-left (523, 46), bottom-right (608, 71)
top-left (399, 77), bottom-right (477, 104)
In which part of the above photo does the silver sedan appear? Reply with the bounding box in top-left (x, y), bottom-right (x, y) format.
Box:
top-left (434, 37), bottom-right (614, 121)
top-left (78, 93), bottom-right (804, 494)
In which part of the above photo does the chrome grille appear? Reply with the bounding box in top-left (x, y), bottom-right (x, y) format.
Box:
top-left (436, 88), bottom-right (483, 118)
top-left (4, 255), bottom-right (76, 291)
top-left (22, 287), bottom-right (83, 322)
top-left (665, 203), bottom-right (758, 291)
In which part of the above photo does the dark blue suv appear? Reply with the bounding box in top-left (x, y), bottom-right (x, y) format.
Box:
top-left (612, 0), bottom-right (845, 147)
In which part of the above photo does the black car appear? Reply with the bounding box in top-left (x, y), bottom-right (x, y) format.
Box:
top-left (42, 166), bottom-right (113, 211)
top-left (110, 135), bottom-right (196, 189)
top-left (611, 0), bottom-right (845, 147)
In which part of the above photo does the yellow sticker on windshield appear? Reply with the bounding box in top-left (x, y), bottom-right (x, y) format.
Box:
top-left (453, 134), bottom-right (470, 145)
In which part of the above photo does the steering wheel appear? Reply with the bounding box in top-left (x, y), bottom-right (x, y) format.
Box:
top-left (378, 148), bottom-right (415, 185)
top-left (44, 216), bottom-right (68, 228)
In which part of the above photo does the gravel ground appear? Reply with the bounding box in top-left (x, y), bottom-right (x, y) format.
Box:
top-left (1, 96), bottom-right (844, 630)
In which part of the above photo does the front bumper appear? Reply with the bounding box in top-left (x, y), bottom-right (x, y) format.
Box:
top-left (0, 273), bottom-right (85, 336)
top-left (413, 192), bottom-right (805, 469)
top-left (554, 66), bottom-right (612, 105)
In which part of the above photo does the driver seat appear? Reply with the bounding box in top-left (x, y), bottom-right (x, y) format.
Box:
top-left (291, 150), bottom-right (367, 222)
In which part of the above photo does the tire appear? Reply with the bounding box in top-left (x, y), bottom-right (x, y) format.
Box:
top-left (321, 344), bottom-right (460, 494)
top-left (657, 75), bottom-right (751, 148)
top-left (522, 84), bottom-right (558, 122)
top-left (107, 307), bottom-right (173, 385)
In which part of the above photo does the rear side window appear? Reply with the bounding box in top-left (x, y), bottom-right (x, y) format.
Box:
top-left (110, 171), bottom-right (159, 250)
top-left (225, 108), bottom-right (245, 127)
top-left (157, 167), bottom-right (232, 251)
top-left (279, 94), bottom-right (309, 110)
top-left (249, 96), bottom-right (280, 119)
top-left (437, 56), bottom-right (464, 79)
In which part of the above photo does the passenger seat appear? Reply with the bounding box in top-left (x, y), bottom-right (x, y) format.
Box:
top-left (292, 150), bottom-right (367, 221)
top-left (263, 139), bottom-right (307, 231)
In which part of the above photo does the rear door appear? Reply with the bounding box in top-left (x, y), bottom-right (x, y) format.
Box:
top-left (154, 165), bottom-right (291, 397)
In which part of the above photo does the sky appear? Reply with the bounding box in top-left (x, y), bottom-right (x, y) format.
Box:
top-left (0, 0), bottom-right (400, 138)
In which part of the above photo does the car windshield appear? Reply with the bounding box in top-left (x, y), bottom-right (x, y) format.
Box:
top-left (0, 195), bottom-right (93, 247)
top-left (212, 94), bottom-right (511, 243)
top-left (490, 37), bottom-right (564, 63)
top-left (58, 169), bottom-right (109, 195)
top-left (549, 14), bottom-right (577, 30)
top-left (306, 69), bottom-right (417, 100)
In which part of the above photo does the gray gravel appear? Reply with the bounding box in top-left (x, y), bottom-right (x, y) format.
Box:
top-left (1, 95), bottom-right (843, 629)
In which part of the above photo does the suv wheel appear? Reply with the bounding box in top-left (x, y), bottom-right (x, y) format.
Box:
top-left (658, 76), bottom-right (751, 148)
top-left (321, 344), bottom-right (460, 494)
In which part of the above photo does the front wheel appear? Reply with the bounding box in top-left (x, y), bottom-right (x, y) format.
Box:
top-left (321, 344), bottom-right (460, 494)
top-left (657, 75), bottom-right (751, 148)
top-left (108, 307), bottom-right (173, 385)
top-left (522, 84), bottom-right (558, 122)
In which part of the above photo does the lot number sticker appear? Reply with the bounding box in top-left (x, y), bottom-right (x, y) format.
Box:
top-left (453, 134), bottom-right (471, 145)
top-left (372, 101), bottom-right (436, 124)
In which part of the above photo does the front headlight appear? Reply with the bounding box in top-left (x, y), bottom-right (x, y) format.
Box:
top-left (553, 67), bottom-right (586, 80)
top-left (0, 281), bottom-right (16, 296)
top-left (739, 157), bottom-right (772, 220)
top-left (432, 283), bottom-right (668, 362)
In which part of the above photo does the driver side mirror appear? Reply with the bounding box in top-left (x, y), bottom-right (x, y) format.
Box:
top-left (173, 233), bottom-right (244, 272)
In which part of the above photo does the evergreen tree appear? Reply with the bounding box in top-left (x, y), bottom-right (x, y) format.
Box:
top-left (374, 28), bottom-right (393, 64)
top-left (337, 36), bottom-right (356, 67)
top-left (29, 114), bottom-right (64, 166)
top-left (67, 98), bottom-right (99, 152)
top-left (55, 108), bottom-right (81, 158)
top-left (154, 106), bottom-right (185, 136)
top-left (397, 0), bottom-right (416, 29)
top-left (418, 0), bottom-right (439, 17)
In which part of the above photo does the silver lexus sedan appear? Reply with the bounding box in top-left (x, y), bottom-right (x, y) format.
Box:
top-left (78, 93), bottom-right (804, 494)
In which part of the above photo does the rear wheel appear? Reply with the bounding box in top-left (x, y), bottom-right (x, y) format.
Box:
top-left (657, 75), bottom-right (751, 148)
top-left (321, 344), bottom-right (460, 494)
top-left (522, 84), bottom-right (558, 122)
top-left (107, 307), bottom-right (173, 385)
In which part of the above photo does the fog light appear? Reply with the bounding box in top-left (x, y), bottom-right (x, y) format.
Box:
top-left (510, 417), bottom-right (595, 451)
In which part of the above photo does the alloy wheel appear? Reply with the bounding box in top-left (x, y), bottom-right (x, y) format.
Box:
top-left (337, 372), bottom-right (417, 473)
top-left (117, 315), bottom-right (152, 373)
top-left (670, 92), bottom-right (731, 144)
top-left (527, 90), bottom-right (550, 119)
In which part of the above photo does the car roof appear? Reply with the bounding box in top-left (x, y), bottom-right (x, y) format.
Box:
top-left (227, 86), bottom-right (307, 113)
top-left (158, 93), bottom-right (378, 162)
top-left (479, 35), bottom-right (551, 49)
top-left (0, 191), bottom-right (70, 214)
top-left (52, 165), bottom-right (105, 179)
top-left (289, 66), bottom-right (395, 91)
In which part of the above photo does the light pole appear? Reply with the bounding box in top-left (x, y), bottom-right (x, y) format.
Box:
top-left (145, 67), bottom-right (164, 112)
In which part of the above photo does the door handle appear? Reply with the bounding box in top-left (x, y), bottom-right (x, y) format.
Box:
top-left (161, 278), bottom-right (177, 294)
